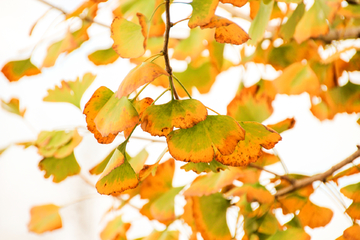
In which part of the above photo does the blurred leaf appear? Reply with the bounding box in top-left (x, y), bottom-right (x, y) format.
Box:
top-left (28, 204), bottom-right (62, 234)
top-left (298, 200), bottom-right (333, 228)
top-left (172, 28), bottom-right (208, 60)
top-left (267, 118), bottom-right (296, 134)
top-left (1, 98), bottom-right (26, 117)
top-left (279, 3), bottom-right (305, 41)
top-left (267, 228), bottom-right (310, 240)
top-left (100, 215), bottom-right (131, 240)
top-left (167, 115), bottom-right (245, 164)
top-left (188, 0), bottom-right (219, 28)
top-left (39, 152), bottom-right (81, 183)
top-left (96, 149), bottom-right (139, 195)
top-left (342, 225), bottom-right (360, 240)
top-left (192, 193), bottom-right (231, 240)
top-left (89, 149), bottom-right (116, 175)
top-left (248, 0), bottom-right (274, 45)
top-left (346, 202), bottom-right (360, 220)
top-left (181, 159), bottom-right (228, 173)
top-left (258, 212), bottom-right (279, 235)
top-left (44, 73), bottom-right (96, 109)
top-left (220, 0), bottom-right (247, 7)
top-left (341, 182), bottom-right (360, 202)
top-left (141, 99), bottom-right (207, 136)
top-left (142, 230), bottom-right (179, 240)
top-left (1, 58), bottom-right (40, 82)
top-left (111, 14), bottom-right (147, 58)
top-left (330, 164), bottom-right (360, 184)
top-left (225, 183), bottom-right (274, 204)
top-left (88, 48), bottom-right (119, 65)
top-left (116, 62), bottom-right (168, 99)
top-left (338, 5), bottom-right (360, 18)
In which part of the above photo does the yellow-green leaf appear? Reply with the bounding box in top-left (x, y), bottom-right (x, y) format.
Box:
top-left (111, 14), bottom-right (147, 58)
top-left (142, 230), bottom-right (179, 240)
top-left (279, 3), bottom-right (305, 41)
top-left (89, 149), bottom-right (116, 175)
top-left (39, 152), bottom-right (81, 183)
top-left (116, 62), bottom-right (169, 99)
top-left (167, 115), bottom-right (245, 163)
top-left (44, 73), bottom-right (96, 109)
top-left (267, 118), bottom-right (296, 134)
top-left (216, 121), bottom-right (281, 166)
top-left (188, 0), bottom-right (219, 29)
top-left (172, 28), bottom-right (208, 60)
top-left (88, 47), bottom-right (119, 65)
top-left (341, 182), bottom-right (360, 202)
top-left (28, 204), bottom-right (62, 234)
top-left (100, 215), bottom-right (131, 240)
top-left (141, 99), bottom-right (208, 136)
top-left (192, 193), bottom-right (231, 240)
top-left (1, 98), bottom-right (26, 117)
top-left (248, 0), bottom-right (274, 45)
top-left (181, 159), bottom-right (228, 174)
top-left (1, 58), bottom-right (41, 82)
top-left (267, 228), bottom-right (310, 240)
top-left (96, 149), bottom-right (139, 195)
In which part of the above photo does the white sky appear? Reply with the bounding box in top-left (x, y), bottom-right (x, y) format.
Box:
top-left (0, 0), bottom-right (360, 239)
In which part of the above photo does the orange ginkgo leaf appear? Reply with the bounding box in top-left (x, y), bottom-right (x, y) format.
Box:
top-left (88, 47), bottom-right (119, 65)
top-left (293, 0), bottom-right (333, 43)
top-left (142, 230), bottom-right (179, 240)
top-left (184, 167), bottom-right (242, 196)
top-left (225, 183), bottom-right (274, 205)
top-left (341, 225), bottom-right (360, 240)
top-left (341, 183), bottom-right (360, 202)
top-left (255, 151), bottom-right (279, 166)
top-left (1, 58), bottom-right (41, 82)
top-left (167, 115), bottom-right (245, 164)
top-left (96, 148), bottom-right (139, 195)
top-left (201, 16), bottom-right (250, 45)
top-left (89, 149), bottom-right (116, 175)
top-left (192, 193), bottom-right (232, 240)
top-left (44, 73), bottom-right (96, 109)
top-left (220, 0), bottom-right (248, 7)
top-left (28, 204), bottom-right (62, 234)
top-left (111, 13), bottom-right (147, 58)
top-left (329, 164), bottom-right (360, 184)
top-left (273, 62), bottom-right (320, 96)
top-left (297, 200), bottom-right (333, 228)
top-left (100, 215), bottom-right (131, 240)
top-left (39, 152), bottom-right (81, 183)
top-left (116, 62), bottom-right (169, 99)
top-left (276, 192), bottom-right (308, 215)
top-left (188, 0), bottom-right (219, 29)
top-left (267, 118), bottom-right (296, 134)
top-left (216, 121), bottom-right (281, 167)
top-left (346, 202), bottom-right (360, 220)
top-left (1, 98), bottom-right (26, 117)
top-left (181, 159), bottom-right (228, 174)
top-left (141, 99), bottom-right (208, 136)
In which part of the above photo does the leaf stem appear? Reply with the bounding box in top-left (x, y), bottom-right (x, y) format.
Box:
top-left (151, 88), bottom-right (171, 105)
top-left (172, 74), bottom-right (192, 99)
top-left (249, 163), bottom-right (295, 184)
top-left (172, 17), bottom-right (190, 26)
top-left (144, 53), bottom-right (163, 62)
top-left (163, 0), bottom-right (179, 100)
top-left (205, 106), bottom-right (221, 115)
top-left (131, 82), bottom-right (151, 101)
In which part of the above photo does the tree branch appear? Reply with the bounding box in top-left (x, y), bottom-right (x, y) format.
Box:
top-left (163, 0), bottom-right (179, 100)
top-left (275, 146), bottom-right (360, 197)
top-left (249, 163), bottom-right (295, 184)
top-left (319, 26), bottom-right (360, 43)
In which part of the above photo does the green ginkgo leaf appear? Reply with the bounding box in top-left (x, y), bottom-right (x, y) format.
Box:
top-left (1, 58), bottom-right (41, 82)
top-left (1, 98), bottom-right (26, 117)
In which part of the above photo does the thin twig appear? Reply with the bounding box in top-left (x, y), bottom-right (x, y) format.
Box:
top-left (249, 163), bottom-right (295, 184)
top-left (273, 148), bottom-right (289, 175)
top-left (163, 0), bottom-right (179, 100)
top-left (275, 146), bottom-right (360, 197)
top-left (205, 106), bottom-right (221, 115)
top-left (79, 173), bottom-right (94, 187)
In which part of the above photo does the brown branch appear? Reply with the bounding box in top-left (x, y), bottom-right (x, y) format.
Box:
top-left (36, 0), bottom-right (109, 28)
top-left (319, 26), bottom-right (360, 43)
top-left (163, 0), bottom-right (179, 100)
top-left (249, 163), bottom-right (295, 184)
top-left (275, 146), bottom-right (360, 197)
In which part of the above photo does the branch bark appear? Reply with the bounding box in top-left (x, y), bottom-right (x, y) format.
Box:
top-left (275, 146), bottom-right (360, 197)
top-left (163, 0), bottom-right (179, 100)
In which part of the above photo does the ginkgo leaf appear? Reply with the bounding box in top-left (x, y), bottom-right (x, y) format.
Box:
top-left (329, 164), bottom-right (360, 184)
top-left (28, 204), bottom-right (62, 234)
top-left (39, 152), bottom-right (81, 183)
top-left (1, 58), bottom-right (41, 82)
top-left (346, 202), bottom-right (360, 220)
top-left (128, 148), bottom-right (149, 174)
top-left (273, 62), bottom-right (320, 96)
top-left (279, 3), bottom-right (305, 41)
top-left (257, 212), bottom-right (280, 235)
top-left (216, 121), bottom-right (281, 166)
top-left (267, 118), bottom-right (296, 134)
top-left (297, 200), bottom-right (333, 228)
top-left (140, 159), bottom-right (174, 200)
top-left (1, 98), bottom-right (26, 117)
top-left (150, 187), bottom-right (183, 224)
top-left (116, 62), bottom-right (169, 99)
top-left (227, 80), bottom-right (275, 122)
top-left (141, 99), bottom-right (208, 136)
top-left (225, 183), bottom-right (274, 204)
top-left (172, 28), bottom-right (208, 60)
top-left (167, 115), bottom-right (245, 163)
top-left (248, 0), bottom-right (274, 45)
top-left (220, 0), bottom-right (248, 7)
top-left (181, 159), bottom-right (228, 173)
top-left (89, 149), bottom-right (116, 175)
top-left (188, 0), bottom-right (219, 29)
top-left (293, 0), bottom-right (332, 43)
top-left (276, 192), bottom-right (308, 214)
top-left (184, 167), bottom-right (242, 196)
top-left (341, 182), bottom-right (360, 202)
top-left (255, 151), bottom-right (279, 166)
top-left (182, 197), bottom-right (197, 234)
top-left (200, 16), bottom-right (250, 45)
top-left (342, 225), bottom-right (360, 240)
top-left (100, 215), bottom-right (131, 240)
top-left (88, 47), bottom-right (119, 65)
top-left (143, 230), bottom-right (179, 240)
top-left (96, 148), bottom-right (139, 195)
top-left (35, 130), bottom-right (83, 159)
top-left (111, 13), bottom-right (147, 58)
top-left (267, 228), bottom-right (310, 240)
top-left (192, 193), bottom-right (232, 240)
top-left (44, 73), bottom-right (96, 109)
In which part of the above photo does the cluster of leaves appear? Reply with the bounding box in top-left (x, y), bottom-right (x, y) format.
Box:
top-left (1, 0), bottom-right (360, 239)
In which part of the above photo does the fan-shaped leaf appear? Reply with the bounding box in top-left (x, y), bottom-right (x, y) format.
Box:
top-left (181, 159), bottom-right (228, 174)
top-left (1, 98), bottom-right (26, 117)
top-left (28, 204), bottom-right (62, 234)
top-left (267, 118), bottom-right (296, 134)
top-left (188, 0), bottom-right (219, 28)
top-left (167, 115), bottom-right (245, 163)
top-left (44, 73), bottom-right (96, 109)
top-left (248, 0), bottom-right (274, 45)
top-left (346, 202), bottom-right (360, 220)
top-left (88, 48), bottom-right (119, 65)
top-left (225, 183), bottom-right (274, 204)
top-left (1, 58), bottom-right (41, 82)
top-left (267, 228), bottom-right (310, 240)
top-left (100, 215), bottom-right (131, 240)
top-left (298, 200), bottom-right (333, 228)
top-left (141, 99), bottom-right (207, 136)
top-left (341, 182), bottom-right (360, 202)
top-left (89, 149), bottom-right (116, 175)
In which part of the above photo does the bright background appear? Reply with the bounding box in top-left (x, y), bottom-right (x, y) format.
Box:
top-left (0, 0), bottom-right (360, 239)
